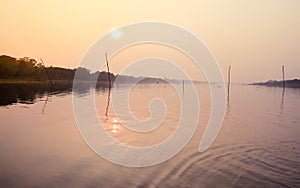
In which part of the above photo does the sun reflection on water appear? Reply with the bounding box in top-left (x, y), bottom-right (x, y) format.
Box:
top-left (108, 118), bottom-right (121, 133)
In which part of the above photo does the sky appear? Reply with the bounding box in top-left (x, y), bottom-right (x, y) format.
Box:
top-left (1, 0), bottom-right (299, 83)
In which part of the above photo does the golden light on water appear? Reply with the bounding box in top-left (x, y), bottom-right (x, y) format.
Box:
top-left (109, 118), bottom-right (121, 133)
top-left (95, 82), bottom-right (184, 147)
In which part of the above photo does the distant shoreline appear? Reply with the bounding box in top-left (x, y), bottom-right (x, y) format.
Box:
top-left (0, 79), bottom-right (74, 84)
top-left (251, 79), bottom-right (300, 88)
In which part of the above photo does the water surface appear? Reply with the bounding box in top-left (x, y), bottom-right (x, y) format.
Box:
top-left (0, 83), bottom-right (299, 187)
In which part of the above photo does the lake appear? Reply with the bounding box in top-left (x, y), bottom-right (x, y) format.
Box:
top-left (0, 83), bottom-right (299, 187)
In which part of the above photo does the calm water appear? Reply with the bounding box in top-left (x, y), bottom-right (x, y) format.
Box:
top-left (0, 83), bottom-right (299, 187)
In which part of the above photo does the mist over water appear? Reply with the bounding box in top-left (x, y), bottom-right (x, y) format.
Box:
top-left (0, 83), bottom-right (299, 187)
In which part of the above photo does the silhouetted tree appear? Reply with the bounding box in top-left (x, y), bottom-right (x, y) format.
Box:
top-left (0, 55), bottom-right (18, 77)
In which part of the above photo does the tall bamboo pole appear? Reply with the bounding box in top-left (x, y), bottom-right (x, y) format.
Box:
top-left (282, 65), bottom-right (285, 88)
top-left (105, 53), bottom-right (111, 89)
top-left (182, 79), bottom-right (184, 94)
top-left (40, 58), bottom-right (53, 87)
top-left (104, 53), bottom-right (112, 119)
top-left (227, 65), bottom-right (231, 96)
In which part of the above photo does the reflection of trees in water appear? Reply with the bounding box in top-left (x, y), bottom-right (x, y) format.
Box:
top-left (72, 82), bottom-right (111, 96)
top-left (0, 83), bottom-right (72, 106)
top-left (0, 82), bottom-right (113, 115)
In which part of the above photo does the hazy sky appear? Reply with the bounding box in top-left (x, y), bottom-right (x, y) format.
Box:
top-left (1, 0), bottom-right (299, 83)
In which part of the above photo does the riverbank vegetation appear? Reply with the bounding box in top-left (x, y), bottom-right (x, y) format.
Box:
top-left (252, 79), bottom-right (300, 88)
top-left (0, 55), bottom-right (115, 83)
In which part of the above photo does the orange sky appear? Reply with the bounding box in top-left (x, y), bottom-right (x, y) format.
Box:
top-left (1, 0), bottom-right (299, 83)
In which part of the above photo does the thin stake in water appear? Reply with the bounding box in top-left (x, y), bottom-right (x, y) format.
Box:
top-left (40, 58), bottom-right (53, 87)
top-left (105, 53), bottom-right (111, 89)
top-left (282, 65), bottom-right (285, 88)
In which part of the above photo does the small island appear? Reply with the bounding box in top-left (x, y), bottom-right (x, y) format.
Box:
top-left (251, 79), bottom-right (300, 88)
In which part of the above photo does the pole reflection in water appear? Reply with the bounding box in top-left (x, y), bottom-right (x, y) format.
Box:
top-left (226, 92), bottom-right (231, 115)
top-left (103, 83), bottom-right (121, 134)
top-left (41, 84), bottom-right (53, 114)
top-left (280, 87), bottom-right (285, 114)
top-left (104, 87), bottom-right (111, 123)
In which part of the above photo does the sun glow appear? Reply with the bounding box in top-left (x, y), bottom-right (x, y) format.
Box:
top-left (110, 29), bottom-right (122, 40)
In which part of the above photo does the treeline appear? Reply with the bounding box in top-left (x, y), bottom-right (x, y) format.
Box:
top-left (0, 55), bottom-right (115, 82)
top-left (252, 79), bottom-right (300, 88)
top-left (0, 55), bottom-right (179, 84)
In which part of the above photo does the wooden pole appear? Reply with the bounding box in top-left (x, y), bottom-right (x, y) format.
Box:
top-left (228, 65), bottom-right (231, 87)
top-left (182, 80), bottom-right (184, 92)
top-left (105, 53), bottom-right (111, 89)
top-left (40, 58), bottom-right (53, 87)
top-left (282, 65), bottom-right (285, 88)
top-left (104, 53), bottom-right (112, 120)
top-left (227, 65), bottom-right (231, 96)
